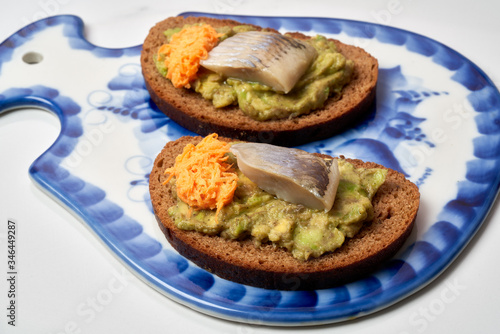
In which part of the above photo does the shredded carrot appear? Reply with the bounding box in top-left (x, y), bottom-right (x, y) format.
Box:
top-left (158, 24), bottom-right (222, 89)
top-left (163, 134), bottom-right (238, 222)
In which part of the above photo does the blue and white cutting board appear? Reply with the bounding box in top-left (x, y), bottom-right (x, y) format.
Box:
top-left (1, 12), bottom-right (499, 326)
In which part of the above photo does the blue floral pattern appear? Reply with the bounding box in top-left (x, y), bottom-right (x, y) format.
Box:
top-left (0, 13), bottom-right (499, 325)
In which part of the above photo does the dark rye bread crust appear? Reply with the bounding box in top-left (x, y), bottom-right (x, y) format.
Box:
top-left (149, 136), bottom-right (420, 290)
top-left (141, 16), bottom-right (378, 147)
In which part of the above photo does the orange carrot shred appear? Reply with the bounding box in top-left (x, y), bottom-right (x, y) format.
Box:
top-left (163, 134), bottom-right (238, 223)
top-left (158, 24), bottom-right (222, 89)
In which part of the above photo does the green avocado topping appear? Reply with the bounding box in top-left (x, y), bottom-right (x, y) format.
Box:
top-left (167, 157), bottom-right (386, 261)
top-left (155, 25), bottom-right (354, 121)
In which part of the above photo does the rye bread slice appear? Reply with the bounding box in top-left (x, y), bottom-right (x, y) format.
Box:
top-left (140, 16), bottom-right (378, 147)
top-left (149, 136), bottom-right (420, 290)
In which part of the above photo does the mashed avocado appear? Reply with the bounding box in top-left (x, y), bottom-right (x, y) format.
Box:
top-left (167, 157), bottom-right (386, 261)
top-left (155, 25), bottom-right (354, 121)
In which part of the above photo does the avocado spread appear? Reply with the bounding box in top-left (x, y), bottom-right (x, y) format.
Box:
top-left (155, 25), bottom-right (354, 121)
top-left (167, 157), bottom-right (386, 261)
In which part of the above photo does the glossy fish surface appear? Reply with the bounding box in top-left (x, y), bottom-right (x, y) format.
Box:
top-left (229, 143), bottom-right (339, 211)
top-left (200, 31), bottom-right (317, 93)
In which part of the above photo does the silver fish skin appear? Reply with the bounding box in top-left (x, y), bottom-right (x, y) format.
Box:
top-left (229, 143), bottom-right (339, 211)
top-left (200, 31), bottom-right (317, 93)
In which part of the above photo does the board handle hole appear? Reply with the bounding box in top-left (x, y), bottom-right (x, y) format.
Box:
top-left (22, 52), bottom-right (43, 64)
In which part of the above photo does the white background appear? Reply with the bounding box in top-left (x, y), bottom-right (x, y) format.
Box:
top-left (1, 0), bottom-right (499, 333)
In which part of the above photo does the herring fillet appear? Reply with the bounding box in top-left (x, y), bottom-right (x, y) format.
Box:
top-left (199, 31), bottom-right (317, 93)
top-left (229, 143), bottom-right (340, 211)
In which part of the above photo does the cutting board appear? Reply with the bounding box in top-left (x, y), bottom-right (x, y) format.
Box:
top-left (1, 13), bottom-right (499, 326)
